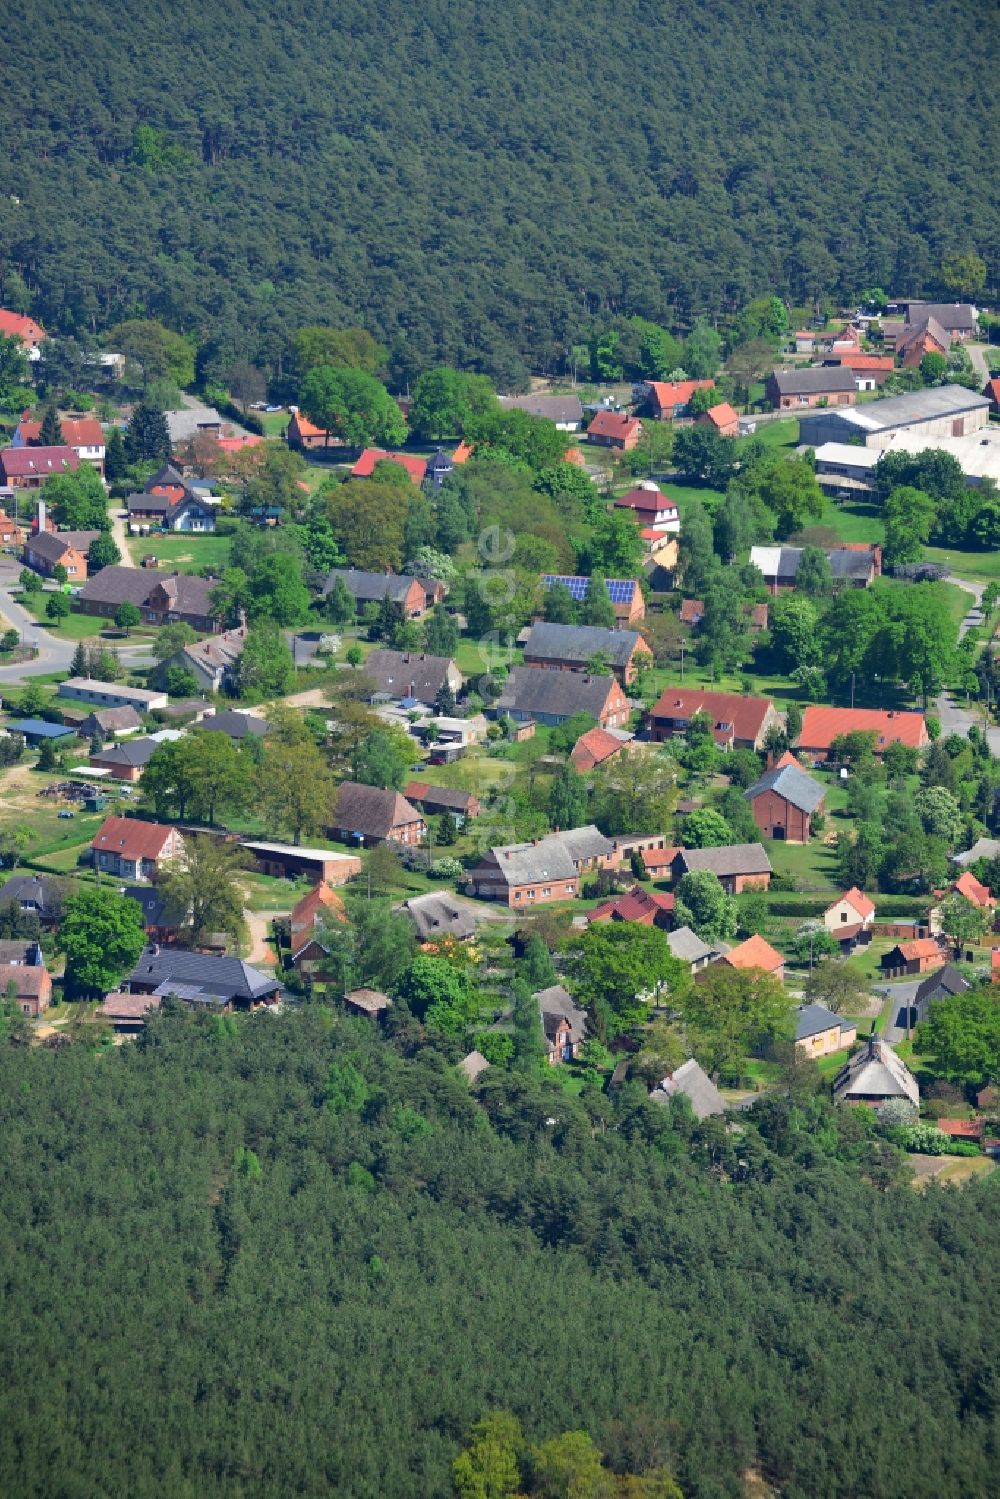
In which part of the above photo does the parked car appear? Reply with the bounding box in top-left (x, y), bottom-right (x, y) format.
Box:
top-left (57, 810), bottom-right (75, 819)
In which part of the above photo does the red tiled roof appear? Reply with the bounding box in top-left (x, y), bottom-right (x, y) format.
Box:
top-left (290, 880), bottom-right (346, 938)
top-left (833, 355), bottom-right (894, 371)
top-left (587, 410), bottom-right (641, 440)
top-left (288, 411), bottom-right (326, 439)
top-left (954, 870), bottom-right (994, 908)
top-left (0, 309), bottom-right (44, 342)
top-left (351, 449), bottom-right (427, 483)
top-left (896, 939), bottom-right (941, 961)
top-left (649, 687), bottom-right (774, 746)
top-left (614, 482), bottom-right (679, 517)
top-left (984, 378), bottom-right (1000, 407)
top-left (91, 815), bottom-right (178, 863)
top-left (646, 379), bottom-right (713, 410)
top-left (0, 963), bottom-right (49, 996)
top-left (774, 750), bottom-right (800, 769)
top-left (217, 434), bottom-right (265, 452)
top-left (0, 446), bottom-right (80, 478)
top-left (722, 934), bottom-right (784, 972)
top-left (797, 706), bottom-right (928, 753)
top-left (570, 726), bottom-right (626, 772)
top-left (452, 440), bottom-right (473, 464)
top-left (679, 599), bottom-right (704, 625)
top-left (832, 886), bottom-right (876, 921)
top-left (937, 1118), bottom-right (984, 1140)
top-left (590, 886), bottom-right (674, 926)
top-left (703, 401), bottom-right (739, 429)
top-left (18, 417), bottom-right (104, 448)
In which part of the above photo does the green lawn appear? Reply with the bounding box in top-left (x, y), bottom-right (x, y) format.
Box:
top-left (259, 411), bottom-right (289, 437)
top-left (818, 496), bottom-right (885, 544)
top-left (924, 547), bottom-right (1000, 586)
top-left (15, 592), bottom-right (112, 640)
top-left (756, 418), bottom-right (800, 449)
top-left (125, 533), bottom-right (231, 573)
top-left (766, 837), bottom-right (843, 892)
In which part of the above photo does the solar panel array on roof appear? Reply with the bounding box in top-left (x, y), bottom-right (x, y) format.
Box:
top-left (542, 576), bottom-right (634, 603)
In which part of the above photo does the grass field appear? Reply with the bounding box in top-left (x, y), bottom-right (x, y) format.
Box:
top-left (125, 533), bottom-right (231, 573)
top-left (818, 496), bottom-right (884, 544)
top-left (755, 418), bottom-right (800, 449)
top-left (14, 592), bottom-right (115, 640)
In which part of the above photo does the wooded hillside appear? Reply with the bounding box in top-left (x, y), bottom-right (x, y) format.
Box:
top-left (0, 0), bottom-right (996, 378)
top-left (2, 1008), bottom-right (999, 1497)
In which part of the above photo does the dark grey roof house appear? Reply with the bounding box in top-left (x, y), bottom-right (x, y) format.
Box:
top-left (498, 393), bottom-right (583, 428)
top-left (769, 367), bottom-right (857, 398)
top-left (198, 711), bottom-right (271, 740)
top-left (745, 763), bottom-right (827, 816)
top-left (522, 622), bottom-right (649, 677)
top-left (650, 1058), bottom-right (726, 1118)
top-left (0, 874), bottom-right (65, 925)
top-left (494, 665), bottom-right (628, 727)
top-left (127, 947), bottom-right (281, 1008)
top-left (363, 649), bottom-right (462, 705)
top-left (674, 844), bottom-right (773, 889)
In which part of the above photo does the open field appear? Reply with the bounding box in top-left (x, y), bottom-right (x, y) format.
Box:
top-left (910, 1154), bottom-right (997, 1190)
top-left (125, 533), bottom-right (231, 573)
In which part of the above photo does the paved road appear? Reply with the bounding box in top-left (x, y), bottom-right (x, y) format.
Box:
top-left (0, 560), bottom-right (155, 684)
top-left (966, 342), bottom-right (990, 384)
top-left (933, 575), bottom-right (1000, 754)
top-left (110, 506), bottom-right (134, 569)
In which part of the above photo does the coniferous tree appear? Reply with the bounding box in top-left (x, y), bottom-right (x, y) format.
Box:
top-left (103, 426), bottom-right (127, 480)
top-left (38, 403), bottom-right (64, 445)
top-left (124, 402), bottom-right (171, 463)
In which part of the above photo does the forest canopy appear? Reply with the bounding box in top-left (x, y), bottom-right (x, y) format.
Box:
top-left (1, 1009), bottom-right (1000, 1498)
top-left (0, 0), bottom-right (996, 380)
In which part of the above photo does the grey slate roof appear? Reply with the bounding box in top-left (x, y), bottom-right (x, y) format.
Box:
top-left (749, 545), bottom-right (876, 583)
top-left (121, 885), bottom-right (182, 931)
top-left (555, 825), bottom-right (616, 864)
top-left (198, 711), bottom-right (270, 739)
top-left (795, 1002), bottom-right (850, 1041)
top-left (665, 925), bottom-right (715, 965)
top-left (332, 782), bottom-right (423, 839)
top-left (746, 763), bottom-right (826, 815)
top-left (771, 367), bottom-right (856, 395)
top-left (677, 843), bottom-right (773, 879)
top-left (403, 891), bottom-right (478, 941)
top-left (523, 622), bottom-right (645, 671)
top-left (92, 737), bottom-right (161, 770)
top-left (128, 946), bottom-right (279, 1003)
top-left (481, 838), bottom-right (578, 886)
top-left (27, 528), bottom-right (100, 563)
top-left (534, 983), bottom-right (587, 1045)
top-left (363, 649), bottom-right (457, 704)
top-left (905, 302), bottom-right (977, 332)
top-left (651, 1058), bottom-right (726, 1119)
top-left (0, 874), bottom-right (64, 919)
top-left (496, 665), bottom-right (617, 720)
top-left (127, 491), bottom-right (170, 514)
top-left (77, 566), bottom-right (152, 607)
top-left (498, 393), bottom-right (583, 424)
top-left (914, 964), bottom-right (971, 1004)
top-left (321, 568), bottom-right (422, 604)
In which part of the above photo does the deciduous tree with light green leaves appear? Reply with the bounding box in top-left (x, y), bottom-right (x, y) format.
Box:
top-left (58, 886), bottom-right (147, 998)
top-left (299, 365), bottom-right (407, 449)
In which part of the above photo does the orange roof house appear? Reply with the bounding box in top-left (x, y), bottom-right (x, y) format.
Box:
top-left (452, 440), bottom-right (473, 464)
top-left (642, 380), bottom-right (714, 421)
top-left (351, 449), bottom-right (427, 484)
top-left (985, 378), bottom-right (1000, 416)
top-left (796, 706), bottom-right (928, 760)
top-left (289, 880), bottom-right (346, 967)
top-left (952, 871), bottom-right (995, 910)
top-left (0, 309), bottom-right (45, 348)
top-left (648, 687), bottom-right (780, 753)
top-left (286, 410), bottom-right (336, 451)
top-left (880, 937), bottom-right (943, 976)
top-left (570, 726), bottom-right (629, 773)
top-left (719, 933), bottom-right (785, 980)
top-left (586, 410), bottom-right (642, 450)
top-left (697, 402), bottom-right (739, 437)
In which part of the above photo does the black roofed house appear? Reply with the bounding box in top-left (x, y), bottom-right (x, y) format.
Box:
top-left (650, 1058), bottom-right (726, 1118)
top-left (126, 491), bottom-right (170, 525)
top-left (900, 302), bottom-right (978, 340)
top-left (425, 449), bottom-right (455, 488)
top-left (794, 1003), bottom-right (857, 1059)
top-left (745, 762), bottom-right (826, 843)
top-left (331, 782), bottom-right (426, 846)
top-left (363, 649), bottom-right (462, 706)
top-left (89, 735), bottom-right (165, 783)
top-left (535, 983), bottom-right (587, 1063)
top-left (495, 665), bottom-right (630, 729)
top-left (521, 622), bottom-right (653, 686)
top-left (126, 946), bottom-right (282, 1011)
top-left (672, 843), bottom-right (773, 894)
top-left (0, 873), bottom-right (65, 927)
top-left (766, 366), bottom-right (857, 410)
top-left (197, 710), bottom-right (270, 740)
top-left (121, 885), bottom-right (183, 943)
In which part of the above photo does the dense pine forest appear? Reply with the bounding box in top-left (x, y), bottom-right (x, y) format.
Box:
top-left (0, 0), bottom-right (996, 379)
top-left (2, 1007), bottom-right (1000, 1498)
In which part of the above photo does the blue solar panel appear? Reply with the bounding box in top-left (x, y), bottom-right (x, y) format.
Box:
top-left (543, 575), bottom-right (634, 604)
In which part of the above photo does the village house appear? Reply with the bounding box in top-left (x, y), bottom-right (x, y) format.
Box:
top-left (678, 598), bottom-right (705, 629)
top-left (766, 367), bottom-right (857, 410)
top-left (745, 761), bottom-right (826, 843)
top-left (127, 947), bottom-right (282, 1011)
top-left (403, 781), bottom-right (480, 824)
top-left (362, 649), bottom-right (462, 706)
top-left (570, 725), bottom-right (632, 773)
top-left (198, 710), bottom-right (270, 742)
top-left (122, 886), bottom-right (182, 944)
top-left (344, 987), bottom-right (393, 1021)
top-left (495, 666), bottom-right (630, 729)
top-left (350, 448), bottom-right (428, 484)
top-left (467, 837), bottom-right (579, 906)
top-left (0, 509), bottom-right (26, 549)
top-left (535, 983), bottom-right (587, 1063)
top-left (613, 481), bottom-right (680, 531)
top-left (91, 816), bottom-right (184, 881)
top-left (897, 317), bottom-right (951, 369)
top-left (0, 961), bottom-right (52, 1017)
top-left (97, 992), bottom-right (161, 1036)
top-left (522, 621), bottom-right (652, 685)
top-left (665, 926), bottom-right (719, 974)
top-left (586, 409), bottom-right (642, 450)
top-left (321, 568), bottom-right (437, 621)
top-left (88, 736), bottom-right (165, 783)
top-left (79, 705), bottom-right (143, 739)
top-left (402, 890), bottom-right (478, 944)
top-left (589, 886), bottom-right (675, 930)
top-left (717, 933), bottom-right (785, 982)
top-left (650, 1058), bottom-right (726, 1118)
top-left (498, 393), bottom-right (583, 430)
top-left (672, 843), bottom-right (773, 895)
top-left (748, 544), bottom-right (881, 594)
top-left (540, 574), bottom-right (646, 626)
top-left (696, 402), bottom-right (740, 437)
top-left (824, 887), bottom-right (876, 946)
top-left (126, 488), bottom-right (216, 533)
top-left (795, 1004), bottom-right (857, 1059)
top-left (822, 354), bottom-right (895, 390)
top-left (796, 706), bottom-right (929, 761)
top-left (0, 446), bottom-right (80, 488)
top-left (241, 841), bottom-right (362, 885)
top-left (75, 567), bottom-right (219, 632)
top-left (833, 1034), bottom-right (919, 1109)
top-left (23, 527), bottom-right (99, 581)
top-left (900, 302), bottom-right (978, 340)
top-left (0, 308), bottom-right (45, 354)
top-left (984, 377), bottom-right (1000, 417)
top-left (286, 410), bottom-right (340, 452)
top-left (880, 937), bottom-right (946, 979)
top-left (58, 679), bottom-right (168, 712)
top-left (330, 782), bottom-right (426, 846)
top-left (14, 413), bottom-right (106, 473)
top-left (638, 379), bottom-right (714, 421)
top-left (162, 627), bottom-right (247, 695)
top-left (0, 874), bottom-right (65, 927)
top-left (648, 688), bottom-right (780, 752)
top-left (287, 881), bottom-right (346, 971)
